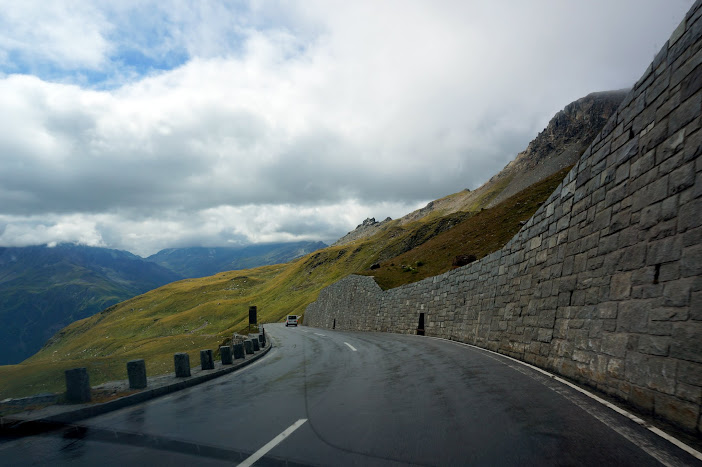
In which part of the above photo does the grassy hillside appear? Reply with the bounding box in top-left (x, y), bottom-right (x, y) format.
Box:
top-left (0, 243), bottom-right (377, 398)
top-left (361, 166), bottom-right (571, 289)
top-left (0, 167), bottom-right (572, 399)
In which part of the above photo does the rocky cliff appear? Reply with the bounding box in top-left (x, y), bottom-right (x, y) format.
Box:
top-left (485, 89), bottom-right (629, 208)
top-left (401, 89), bottom-right (628, 223)
top-left (333, 217), bottom-right (393, 246)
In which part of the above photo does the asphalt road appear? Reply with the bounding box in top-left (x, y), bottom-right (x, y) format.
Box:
top-left (1, 324), bottom-right (700, 466)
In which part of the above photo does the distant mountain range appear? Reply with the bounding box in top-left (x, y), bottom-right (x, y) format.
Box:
top-left (146, 242), bottom-right (327, 278)
top-left (0, 241), bottom-right (325, 365)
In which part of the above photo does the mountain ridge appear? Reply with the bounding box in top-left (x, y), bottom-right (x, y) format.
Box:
top-left (333, 90), bottom-right (628, 247)
top-left (146, 241), bottom-right (327, 278)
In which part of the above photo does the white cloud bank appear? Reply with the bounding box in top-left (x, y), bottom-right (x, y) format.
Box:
top-left (0, 0), bottom-right (693, 256)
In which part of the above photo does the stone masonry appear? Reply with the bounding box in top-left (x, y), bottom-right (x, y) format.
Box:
top-left (305, 1), bottom-right (702, 435)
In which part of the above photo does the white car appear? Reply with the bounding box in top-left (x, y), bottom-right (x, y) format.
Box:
top-left (286, 315), bottom-right (298, 326)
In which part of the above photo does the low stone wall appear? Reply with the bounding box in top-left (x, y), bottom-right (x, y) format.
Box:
top-left (306, 1), bottom-right (702, 434)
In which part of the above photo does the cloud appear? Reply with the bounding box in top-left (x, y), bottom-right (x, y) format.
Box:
top-left (0, 0), bottom-right (111, 72)
top-left (0, 200), bottom-right (417, 256)
top-left (0, 214), bottom-right (105, 249)
top-left (0, 0), bottom-right (693, 255)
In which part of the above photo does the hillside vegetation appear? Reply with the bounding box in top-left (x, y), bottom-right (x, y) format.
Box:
top-left (362, 166), bottom-right (572, 289)
top-left (0, 245), bottom-right (182, 365)
top-left (0, 241), bottom-right (326, 365)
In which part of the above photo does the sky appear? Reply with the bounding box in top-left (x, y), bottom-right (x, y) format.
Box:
top-left (0, 0), bottom-right (693, 257)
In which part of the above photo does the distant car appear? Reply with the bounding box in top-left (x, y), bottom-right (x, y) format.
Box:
top-left (286, 315), bottom-right (298, 327)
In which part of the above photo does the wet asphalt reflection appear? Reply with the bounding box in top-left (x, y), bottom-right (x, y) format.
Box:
top-left (1, 324), bottom-right (699, 466)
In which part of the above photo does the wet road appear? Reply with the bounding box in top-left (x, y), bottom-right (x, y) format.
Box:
top-left (1, 324), bottom-right (699, 466)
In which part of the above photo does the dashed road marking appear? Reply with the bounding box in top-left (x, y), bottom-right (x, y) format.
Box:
top-left (238, 419), bottom-right (307, 467)
top-left (314, 333), bottom-right (326, 337)
top-left (344, 342), bottom-right (357, 351)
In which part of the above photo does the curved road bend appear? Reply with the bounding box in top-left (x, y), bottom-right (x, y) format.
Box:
top-left (1, 323), bottom-right (699, 466)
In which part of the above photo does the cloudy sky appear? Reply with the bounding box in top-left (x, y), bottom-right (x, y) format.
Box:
top-left (0, 0), bottom-right (692, 256)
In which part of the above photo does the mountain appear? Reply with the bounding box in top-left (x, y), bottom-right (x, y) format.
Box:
top-left (0, 244), bottom-right (182, 365)
top-left (0, 241), bottom-right (327, 366)
top-left (333, 90), bottom-right (628, 246)
top-left (146, 242), bottom-right (327, 278)
top-left (0, 90), bottom-right (623, 397)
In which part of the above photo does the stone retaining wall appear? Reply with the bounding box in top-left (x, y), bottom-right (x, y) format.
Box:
top-left (305, 1), bottom-right (702, 434)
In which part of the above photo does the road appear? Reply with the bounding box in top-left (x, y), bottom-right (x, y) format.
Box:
top-left (1, 324), bottom-right (700, 466)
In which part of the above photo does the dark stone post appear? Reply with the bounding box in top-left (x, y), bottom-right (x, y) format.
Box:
top-left (233, 343), bottom-right (245, 359)
top-left (252, 338), bottom-right (260, 351)
top-left (200, 349), bottom-right (214, 370)
top-left (65, 367), bottom-right (91, 403)
top-left (174, 353), bottom-right (191, 377)
top-left (220, 346), bottom-right (233, 365)
top-left (244, 339), bottom-right (254, 355)
top-left (127, 359), bottom-right (147, 389)
top-left (258, 334), bottom-right (266, 348)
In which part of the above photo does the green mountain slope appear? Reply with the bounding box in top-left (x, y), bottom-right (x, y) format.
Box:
top-left (0, 244), bottom-right (183, 365)
top-left (0, 242), bottom-right (326, 366)
top-left (360, 166), bottom-right (572, 289)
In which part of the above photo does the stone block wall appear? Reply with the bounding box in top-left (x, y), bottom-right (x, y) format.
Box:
top-left (305, 1), bottom-right (702, 434)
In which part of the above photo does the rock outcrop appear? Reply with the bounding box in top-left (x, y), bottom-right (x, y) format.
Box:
top-left (333, 217), bottom-right (393, 247)
top-left (399, 90), bottom-right (628, 224)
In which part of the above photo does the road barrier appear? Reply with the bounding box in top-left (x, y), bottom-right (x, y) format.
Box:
top-left (127, 359), bottom-right (147, 389)
top-left (220, 346), bottom-right (233, 365)
top-left (174, 353), bottom-right (191, 378)
top-left (233, 343), bottom-right (245, 360)
top-left (65, 368), bottom-right (91, 403)
top-left (200, 349), bottom-right (214, 370)
top-left (60, 326), bottom-right (271, 404)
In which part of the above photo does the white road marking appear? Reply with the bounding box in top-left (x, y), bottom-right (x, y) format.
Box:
top-left (344, 342), bottom-right (357, 351)
top-left (314, 332), bottom-right (326, 337)
top-left (425, 335), bottom-right (702, 464)
top-left (238, 418), bottom-right (307, 467)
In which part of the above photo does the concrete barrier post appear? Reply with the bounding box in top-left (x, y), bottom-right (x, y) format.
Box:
top-left (220, 346), bottom-right (233, 365)
top-left (233, 343), bottom-right (245, 359)
top-left (258, 334), bottom-right (266, 348)
top-left (174, 352), bottom-right (191, 377)
top-left (127, 359), bottom-right (147, 389)
top-left (65, 367), bottom-right (91, 403)
top-left (244, 339), bottom-right (254, 355)
top-left (251, 338), bottom-right (260, 351)
top-left (200, 349), bottom-right (214, 370)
